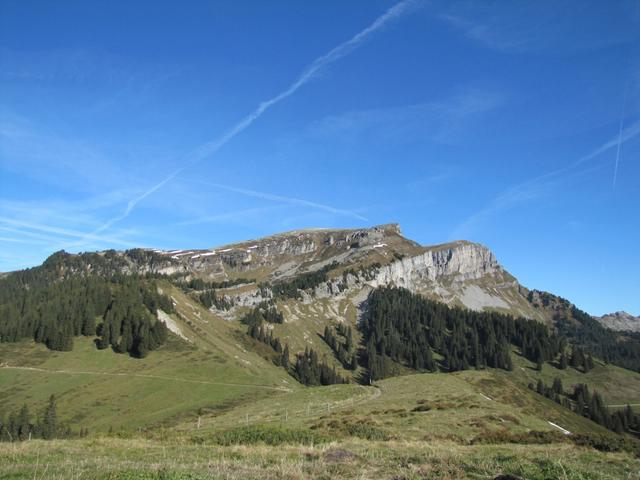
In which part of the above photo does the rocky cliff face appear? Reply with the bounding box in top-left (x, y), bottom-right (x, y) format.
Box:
top-left (371, 241), bottom-right (499, 287)
top-left (311, 239), bottom-right (528, 315)
top-left (596, 312), bottom-right (640, 332)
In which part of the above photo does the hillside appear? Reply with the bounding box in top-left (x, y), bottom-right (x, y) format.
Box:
top-left (1, 224), bottom-right (640, 478)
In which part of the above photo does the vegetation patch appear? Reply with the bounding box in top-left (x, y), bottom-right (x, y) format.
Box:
top-left (201, 425), bottom-right (328, 446)
top-left (312, 417), bottom-right (390, 441)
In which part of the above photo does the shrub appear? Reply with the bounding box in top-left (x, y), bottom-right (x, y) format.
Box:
top-left (203, 425), bottom-right (327, 446)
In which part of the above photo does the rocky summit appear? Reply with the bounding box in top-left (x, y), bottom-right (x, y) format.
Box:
top-left (595, 311), bottom-right (640, 332)
top-left (61, 224), bottom-right (545, 323)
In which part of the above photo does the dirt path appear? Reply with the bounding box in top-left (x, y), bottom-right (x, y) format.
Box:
top-left (0, 365), bottom-right (291, 392)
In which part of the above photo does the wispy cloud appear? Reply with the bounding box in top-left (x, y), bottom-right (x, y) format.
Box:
top-left (406, 169), bottom-right (458, 193)
top-left (438, 2), bottom-right (639, 54)
top-left (309, 88), bottom-right (506, 144)
top-left (438, 14), bottom-right (528, 53)
top-left (176, 206), bottom-right (279, 227)
top-left (190, 182), bottom-right (368, 222)
top-left (0, 115), bottom-right (126, 191)
top-left (0, 235), bottom-right (46, 245)
top-left (0, 217), bottom-right (140, 249)
top-left (76, 0), bottom-right (418, 245)
top-left (451, 119), bottom-right (640, 239)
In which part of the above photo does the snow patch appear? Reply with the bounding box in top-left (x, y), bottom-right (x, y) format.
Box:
top-left (174, 251), bottom-right (195, 257)
top-left (191, 251), bottom-right (217, 259)
top-left (373, 243), bottom-right (387, 248)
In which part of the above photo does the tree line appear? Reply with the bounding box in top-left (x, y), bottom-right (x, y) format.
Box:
top-left (293, 347), bottom-right (348, 386)
top-left (530, 378), bottom-right (640, 436)
top-left (556, 305), bottom-right (640, 372)
top-left (241, 304), bottom-right (284, 326)
top-left (0, 395), bottom-right (82, 442)
top-left (96, 277), bottom-right (171, 357)
top-left (323, 323), bottom-right (357, 370)
top-left (198, 290), bottom-right (232, 311)
top-left (243, 305), bottom-right (348, 386)
top-left (0, 253), bottom-right (174, 358)
top-left (361, 287), bottom-right (565, 381)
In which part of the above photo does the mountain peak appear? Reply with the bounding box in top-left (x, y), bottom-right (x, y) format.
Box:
top-left (595, 311), bottom-right (640, 332)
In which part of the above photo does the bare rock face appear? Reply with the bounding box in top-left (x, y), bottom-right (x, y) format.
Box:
top-left (308, 239), bottom-right (520, 316)
top-left (595, 311), bottom-right (640, 332)
top-left (372, 241), bottom-right (499, 288)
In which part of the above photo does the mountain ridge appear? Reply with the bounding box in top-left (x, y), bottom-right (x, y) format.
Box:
top-left (595, 311), bottom-right (640, 332)
top-left (12, 223), bottom-right (616, 325)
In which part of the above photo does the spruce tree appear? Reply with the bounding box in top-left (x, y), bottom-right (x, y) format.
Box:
top-left (559, 352), bottom-right (568, 369)
top-left (17, 404), bottom-right (30, 441)
top-left (41, 395), bottom-right (57, 440)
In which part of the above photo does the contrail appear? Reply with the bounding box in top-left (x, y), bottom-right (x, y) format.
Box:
top-left (0, 217), bottom-right (139, 248)
top-left (613, 84), bottom-right (630, 191)
top-left (76, 1), bottom-right (417, 246)
top-left (450, 119), bottom-right (640, 239)
top-left (191, 181), bottom-right (368, 221)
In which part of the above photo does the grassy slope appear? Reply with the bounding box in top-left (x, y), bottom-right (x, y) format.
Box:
top-left (2, 437), bottom-right (638, 480)
top-left (0, 337), bottom-right (291, 432)
top-left (182, 368), bottom-right (615, 443)
top-left (0, 282), bottom-right (295, 432)
top-left (2, 278), bottom-right (638, 434)
top-left (510, 349), bottom-right (640, 406)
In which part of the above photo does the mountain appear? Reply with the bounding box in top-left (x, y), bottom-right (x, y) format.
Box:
top-left (129, 223), bottom-right (544, 320)
top-left (2, 223), bottom-right (640, 479)
top-left (596, 312), bottom-right (640, 332)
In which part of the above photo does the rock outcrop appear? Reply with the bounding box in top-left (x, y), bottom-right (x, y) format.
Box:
top-left (371, 241), bottom-right (499, 288)
top-left (595, 311), bottom-right (640, 332)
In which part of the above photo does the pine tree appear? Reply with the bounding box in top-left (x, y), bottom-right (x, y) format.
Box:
top-left (552, 378), bottom-right (563, 395)
top-left (281, 344), bottom-right (290, 369)
top-left (585, 354), bottom-right (595, 372)
top-left (17, 404), bottom-right (30, 441)
top-left (81, 302), bottom-right (96, 336)
top-left (559, 352), bottom-right (568, 369)
top-left (40, 395), bottom-right (57, 440)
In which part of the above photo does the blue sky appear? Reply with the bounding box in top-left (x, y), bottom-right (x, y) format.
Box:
top-left (1, 0), bottom-right (639, 316)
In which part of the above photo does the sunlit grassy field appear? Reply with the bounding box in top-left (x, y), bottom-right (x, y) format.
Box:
top-left (1, 437), bottom-right (638, 480)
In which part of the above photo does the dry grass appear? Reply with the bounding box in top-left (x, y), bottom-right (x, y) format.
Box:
top-left (1, 437), bottom-right (639, 479)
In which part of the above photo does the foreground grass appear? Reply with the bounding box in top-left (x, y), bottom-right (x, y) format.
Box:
top-left (1, 436), bottom-right (638, 480)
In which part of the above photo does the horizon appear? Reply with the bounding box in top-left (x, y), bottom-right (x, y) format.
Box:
top-left (1, 0), bottom-right (639, 316)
